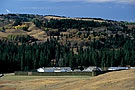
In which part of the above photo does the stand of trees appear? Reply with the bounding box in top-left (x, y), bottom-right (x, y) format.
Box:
top-left (0, 35), bottom-right (135, 73)
top-left (45, 19), bottom-right (112, 30)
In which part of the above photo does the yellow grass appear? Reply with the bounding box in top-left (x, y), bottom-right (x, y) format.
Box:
top-left (44, 16), bottom-right (106, 23)
top-left (0, 70), bottom-right (135, 90)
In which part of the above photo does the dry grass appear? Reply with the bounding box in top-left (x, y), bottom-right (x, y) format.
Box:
top-left (27, 30), bottom-right (47, 40)
top-left (0, 70), bottom-right (135, 90)
top-left (44, 16), bottom-right (106, 23)
top-left (0, 28), bottom-right (47, 40)
top-left (0, 29), bottom-right (27, 39)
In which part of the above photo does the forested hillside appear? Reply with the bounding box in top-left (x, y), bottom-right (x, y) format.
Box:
top-left (0, 14), bottom-right (135, 73)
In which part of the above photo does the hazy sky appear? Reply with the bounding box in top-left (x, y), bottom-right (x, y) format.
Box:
top-left (0, 0), bottom-right (135, 21)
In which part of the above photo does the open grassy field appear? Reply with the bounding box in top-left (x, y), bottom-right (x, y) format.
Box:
top-left (0, 70), bottom-right (135, 90)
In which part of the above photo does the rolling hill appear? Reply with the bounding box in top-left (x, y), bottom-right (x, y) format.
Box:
top-left (0, 69), bottom-right (135, 90)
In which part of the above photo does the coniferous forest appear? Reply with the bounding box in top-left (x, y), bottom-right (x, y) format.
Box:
top-left (0, 36), bottom-right (135, 73)
top-left (0, 14), bottom-right (135, 73)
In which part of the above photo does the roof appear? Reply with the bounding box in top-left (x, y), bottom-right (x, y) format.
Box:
top-left (37, 67), bottom-right (71, 72)
top-left (83, 66), bottom-right (102, 72)
top-left (108, 67), bottom-right (129, 71)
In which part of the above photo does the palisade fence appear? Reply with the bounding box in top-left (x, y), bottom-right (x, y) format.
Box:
top-left (14, 71), bottom-right (108, 76)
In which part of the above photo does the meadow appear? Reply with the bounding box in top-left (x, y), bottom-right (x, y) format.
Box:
top-left (0, 70), bottom-right (135, 90)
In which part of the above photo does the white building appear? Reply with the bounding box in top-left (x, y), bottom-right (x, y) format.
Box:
top-left (73, 69), bottom-right (81, 72)
top-left (37, 67), bottom-right (72, 72)
top-left (108, 67), bottom-right (129, 71)
top-left (130, 67), bottom-right (135, 69)
top-left (37, 68), bottom-right (45, 72)
top-left (83, 66), bottom-right (102, 72)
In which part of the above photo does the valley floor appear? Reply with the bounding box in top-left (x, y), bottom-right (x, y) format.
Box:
top-left (0, 70), bottom-right (135, 90)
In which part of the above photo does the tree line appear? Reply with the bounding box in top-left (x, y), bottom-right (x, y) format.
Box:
top-left (44, 19), bottom-right (113, 30)
top-left (0, 35), bottom-right (135, 73)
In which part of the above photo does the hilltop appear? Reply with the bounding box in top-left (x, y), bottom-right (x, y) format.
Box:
top-left (0, 14), bottom-right (135, 45)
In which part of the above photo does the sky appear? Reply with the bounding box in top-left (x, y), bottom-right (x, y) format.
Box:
top-left (0, 0), bottom-right (135, 22)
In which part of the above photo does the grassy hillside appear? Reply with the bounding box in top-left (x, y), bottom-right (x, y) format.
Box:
top-left (0, 14), bottom-right (134, 42)
top-left (0, 69), bottom-right (135, 90)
